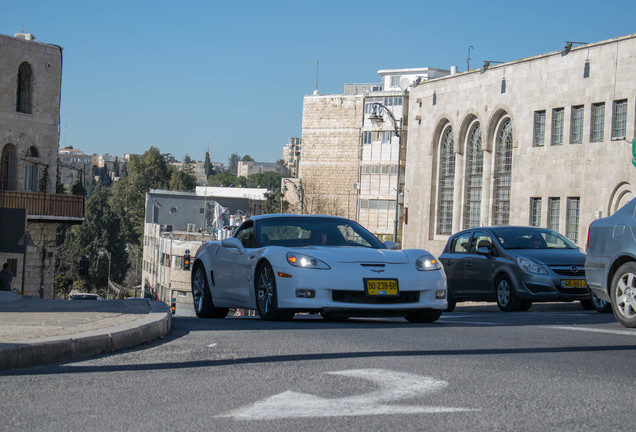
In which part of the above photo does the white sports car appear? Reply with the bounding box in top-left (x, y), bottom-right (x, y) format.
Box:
top-left (191, 214), bottom-right (447, 322)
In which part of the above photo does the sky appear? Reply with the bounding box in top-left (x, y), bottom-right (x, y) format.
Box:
top-left (3, 0), bottom-right (636, 167)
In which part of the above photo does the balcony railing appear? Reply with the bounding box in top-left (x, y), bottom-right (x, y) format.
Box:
top-left (0, 190), bottom-right (84, 220)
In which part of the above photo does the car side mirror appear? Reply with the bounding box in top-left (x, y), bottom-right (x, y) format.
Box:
top-left (384, 241), bottom-right (399, 250)
top-left (221, 237), bottom-right (246, 254)
top-left (476, 246), bottom-right (491, 257)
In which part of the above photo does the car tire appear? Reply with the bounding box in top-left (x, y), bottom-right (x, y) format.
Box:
top-left (405, 309), bottom-right (443, 323)
top-left (446, 289), bottom-right (457, 312)
top-left (610, 262), bottom-right (636, 327)
top-left (496, 276), bottom-right (521, 312)
top-left (191, 264), bottom-right (229, 318)
top-left (255, 261), bottom-right (295, 321)
top-left (590, 291), bottom-right (612, 313)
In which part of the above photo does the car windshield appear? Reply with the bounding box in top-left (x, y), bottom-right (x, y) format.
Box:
top-left (257, 217), bottom-right (386, 249)
top-left (492, 227), bottom-right (577, 250)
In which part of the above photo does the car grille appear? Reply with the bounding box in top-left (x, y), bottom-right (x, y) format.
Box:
top-left (332, 290), bottom-right (420, 304)
top-left (555, 286), bottom-right (589, 295)
top-left (549, 265), bottom-right (585, 277)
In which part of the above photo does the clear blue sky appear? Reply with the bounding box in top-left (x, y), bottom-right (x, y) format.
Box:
top-left (3, 0), bottom-right (635, 166)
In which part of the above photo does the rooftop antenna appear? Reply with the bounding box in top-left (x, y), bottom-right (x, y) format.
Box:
top-left (313, 60), bottom-right (320, 95)
top-left (467, 45), bottom-right (474, 71)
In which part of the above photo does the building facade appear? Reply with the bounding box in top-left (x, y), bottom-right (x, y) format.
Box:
top-left (299, 67), bottom-right (450, 236)
top-left (0, 33), bottom-right (84, 297)
top-left (402, 34), bottom-right (636, 256)
top-left (282, 137), bottom-right (301, 177)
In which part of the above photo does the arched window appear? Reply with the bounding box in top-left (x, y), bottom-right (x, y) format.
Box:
top-left (437, 127), bottom-right (455, 235)
top-left (25, 146), bottom-right (40, 192)
top-left (493, 119), bottom-right (513, 225)
top-left (16, 62), bottom-right (33, 114)
top-left (463, 123), bottom-right (483, 229)
top-left (0, 144), bottom-right (19, 191)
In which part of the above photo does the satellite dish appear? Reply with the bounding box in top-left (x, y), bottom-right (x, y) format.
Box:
top-left (399, 77), bottom-right (410, 90)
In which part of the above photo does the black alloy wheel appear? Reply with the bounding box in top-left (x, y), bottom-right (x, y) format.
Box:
top-left (191, 264), bottom-right (229, 318)
top-left (255, 261), bottom-right (294, 321)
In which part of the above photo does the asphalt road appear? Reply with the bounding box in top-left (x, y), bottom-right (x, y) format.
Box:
top-left (2, 304), bottom-right (634, 432)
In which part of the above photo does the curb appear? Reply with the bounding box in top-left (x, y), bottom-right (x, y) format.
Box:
top-left (0, 301), bottom-right (172, 371)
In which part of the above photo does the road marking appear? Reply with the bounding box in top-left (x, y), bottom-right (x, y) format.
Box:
top-left (218, 369), bottom-right (477, 420)
top-left (208, 343), bottom-right (218, 348)
top-left (547, 326), bottom-right (636, 336)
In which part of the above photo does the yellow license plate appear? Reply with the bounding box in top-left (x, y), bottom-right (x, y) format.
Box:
top-left (561, 279), bottom-right (587, 288)
top-left (365, 279), bottom-right (399, 296)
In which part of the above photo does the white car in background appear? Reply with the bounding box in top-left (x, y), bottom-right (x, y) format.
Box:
top-left (191, 214), bottom-right (447, 322)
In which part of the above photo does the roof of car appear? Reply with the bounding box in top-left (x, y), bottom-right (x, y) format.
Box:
top-left (247, 214), bottom-right (353, 222)
top-left (451, 226), bottom-right (554, 236)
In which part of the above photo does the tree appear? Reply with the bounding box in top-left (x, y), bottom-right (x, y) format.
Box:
top-left (55, 184), bottom-right (129, 298)
top-left (110, 147), bottom-right (172, 246)
top-left (169, 169), bottom-right (197, 191)
top-left (241, 155), bottom-right (254, 162)
top-left (246, 171), bottom-right (283, 191)
top-left (228, 153), bottom-right (240, 175)
top-left (204, 151), bottom-right (211, 176)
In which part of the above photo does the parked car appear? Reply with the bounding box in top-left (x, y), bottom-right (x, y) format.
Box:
top-left (69, 293), bottom-right (102, 300)
top-left (191, 214), bottom-right (447, 322)
top-left (439, 226), bottom-right (590, 312)
top-left (586, 198), bottom-right (636, 327)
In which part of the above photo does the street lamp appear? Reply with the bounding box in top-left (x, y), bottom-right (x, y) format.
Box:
top-left (369, 102), bottom-right (403, 243)
top-left (98, 248), bottom-right (111, 300)
top-left (282, 178), bottom-right (304, 214)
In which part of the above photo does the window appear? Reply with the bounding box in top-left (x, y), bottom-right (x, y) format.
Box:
top-left (0, 144), bottom-right (18, 191)
top-left (16, 62), bottom-right (32, 114)
top-left (390, 76), bottom-right (400, 87)
top-left (548, 198), bottom-right (560, 232)
top-left (530, 198), bottom-right (542, 227)
top-left (450, 233), bottom-right (472, 253)
top-left (612, 99), bottom-right (627, 139)
top-left (493, 120), bottom-right (513, 225)
top-left (533, 111), bottom-right (545, 147)
top-left (463, 124), bottom-right (483, 229)
top-left (24, 146), bottom-right (39, 192)
top-left (591, 102), bottom-right (605, 142)
top-left (570, 105), bottom-right (584, 144)
top-left (381, 131), bottom-right (392, 144)
top-left (551, 108), bottom-right (564, 146)
top-left (566, 197), bottom-right (580, 243)
top-left (437, 128), bottom-right (455, 235)
top-left (363, 131), bottom-right (372, 144)
top-left (386, 96), bottom-right (403, 107)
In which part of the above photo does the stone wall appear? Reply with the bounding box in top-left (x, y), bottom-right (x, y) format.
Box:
top-left (300, 95), bottom-right (363, 216)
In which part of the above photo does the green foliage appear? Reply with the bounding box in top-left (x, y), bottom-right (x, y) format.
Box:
top-left (208, 172), bottom-right (246, 187)
top-left (169, 169), bottom-right (197, 191)
top-left (228, 153), bottom-right (240, 175)
top-left (71, 180), bottom-right (85, 196)
top-left (246, 171), bottom-right (282, 190)
top-left (241, 154), bottom-right (254, 162)
top-left (38, 165), bottom-right (49, 193)
top-left (55, 184), bottom-right (129, 297)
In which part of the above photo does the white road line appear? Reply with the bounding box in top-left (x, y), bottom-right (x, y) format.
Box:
top-left (218, 369), bottom-right (477, 420)
top-left (208, 343), bottom-right (218, 348)
top-left (547, 326), bottom-right (636, 336)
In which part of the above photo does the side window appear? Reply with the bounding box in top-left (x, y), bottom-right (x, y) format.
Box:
top-left (235, 222), bottom-right (255, 248)
top-left (470, 232), bottom-right (493, 253)
top-left (451, 233), bottom-right (472, 253)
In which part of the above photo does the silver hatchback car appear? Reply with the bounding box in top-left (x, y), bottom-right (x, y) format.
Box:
top-left (586, 198), bottom-right (636, 328)
top-left (440, 226), bottom-right (590, 312)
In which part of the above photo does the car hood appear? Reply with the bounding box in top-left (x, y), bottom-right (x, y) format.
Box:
top-left (507, 248), bottom-right (586, 266)
top-left (293, 246), bottom-right (411, 264)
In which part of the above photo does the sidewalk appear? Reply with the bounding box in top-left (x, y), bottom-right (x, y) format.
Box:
top-left (0, 291), bottom-right (171, 370)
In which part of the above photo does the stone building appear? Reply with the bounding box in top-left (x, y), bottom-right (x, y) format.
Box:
top-left (282, 137), bottom-right (301, 177)
top-left (236, 160), bottom-right (280, 178)
top-left (299, 67), bottom-right (450, 236)
top-left (402, 33), bottom-right (636, 256)
top-left (0, 33), bottom-right (84, 297)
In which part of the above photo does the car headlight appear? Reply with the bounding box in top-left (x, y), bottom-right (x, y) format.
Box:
top-left (416, 255), bottom-right (441, 271)
top-left (286, 252), bottom-right (331, 269)
top-left (517, 256), bottom-right (547, 274)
